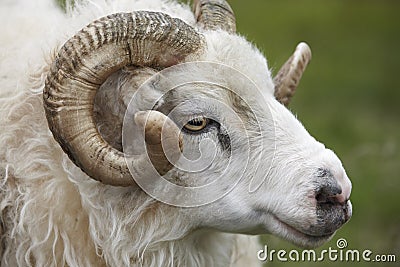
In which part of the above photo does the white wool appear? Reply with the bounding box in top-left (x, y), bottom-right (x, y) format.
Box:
top-left (0, 0), bottom-right (262, 266)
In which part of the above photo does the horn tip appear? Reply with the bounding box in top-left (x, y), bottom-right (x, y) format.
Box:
top-left (296, 42), bottom-right (312, 61)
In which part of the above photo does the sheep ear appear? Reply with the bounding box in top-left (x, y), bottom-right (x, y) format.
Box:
top-left (273, 42), bottom-right (312, 106)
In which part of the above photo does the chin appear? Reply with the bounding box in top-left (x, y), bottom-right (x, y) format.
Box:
top-left (269, 215), bottom-right (335, 248)
top-left (247, 203), bottom-right (352, 249)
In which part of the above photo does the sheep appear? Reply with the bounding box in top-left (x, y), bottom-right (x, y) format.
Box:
top-left (0, 0), bottom-right (353, 266)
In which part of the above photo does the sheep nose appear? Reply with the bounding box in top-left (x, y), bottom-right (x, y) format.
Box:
top-left (315, 183), bottom-right (343, 205)
top-left (315, 168), bottom-right (351, 205)
top-left (315, 184), bottom-right (352, 222)
top-left (305, 168), bottom-right (353, 236)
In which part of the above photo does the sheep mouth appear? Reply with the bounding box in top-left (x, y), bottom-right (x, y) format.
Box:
top-left (270, 214), bottom-right (334, 248)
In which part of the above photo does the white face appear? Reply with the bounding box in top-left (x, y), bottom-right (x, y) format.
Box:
top-left (123, 58), bottom-right (352, 249)
top-left (183, 101), bottom-right (353, 248)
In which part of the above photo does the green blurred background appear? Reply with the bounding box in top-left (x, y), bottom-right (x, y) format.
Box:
top-left (57, 0), bottom-right (400, 266)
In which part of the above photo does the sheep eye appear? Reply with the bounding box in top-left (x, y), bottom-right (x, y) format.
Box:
top-left (184, 117), bottom-right (209, 132)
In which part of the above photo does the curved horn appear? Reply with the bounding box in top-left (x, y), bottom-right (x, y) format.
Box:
top-left (135, 111), bottom-right (183, 176)
top-left (193, 0), bottom-right (236, 33)
top-left (274, 42), bottom-right (312, 106)
top-left (44, 11), bottom-right (204, 186)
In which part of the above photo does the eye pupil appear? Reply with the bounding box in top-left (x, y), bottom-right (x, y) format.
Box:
top-left (189, 118), bottom-right (203, 126)
top-left (184, 117), bottom-right (208, 132)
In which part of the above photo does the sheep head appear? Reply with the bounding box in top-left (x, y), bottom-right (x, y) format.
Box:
top-left (43, 0), bottom-right (352, 248)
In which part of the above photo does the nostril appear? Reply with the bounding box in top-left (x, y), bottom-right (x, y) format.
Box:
top-left (315, 184), bottom-right (342, 205)
top-left (315, 168), bottom-right (347, 205)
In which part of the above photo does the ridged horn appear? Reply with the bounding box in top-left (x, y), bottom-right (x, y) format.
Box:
top-left (274, 42), bottom-right (312, 106)
top-left (43, 11), bottom-right (204, 186)
top-left (193, 0), bottom-right (236, 33)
